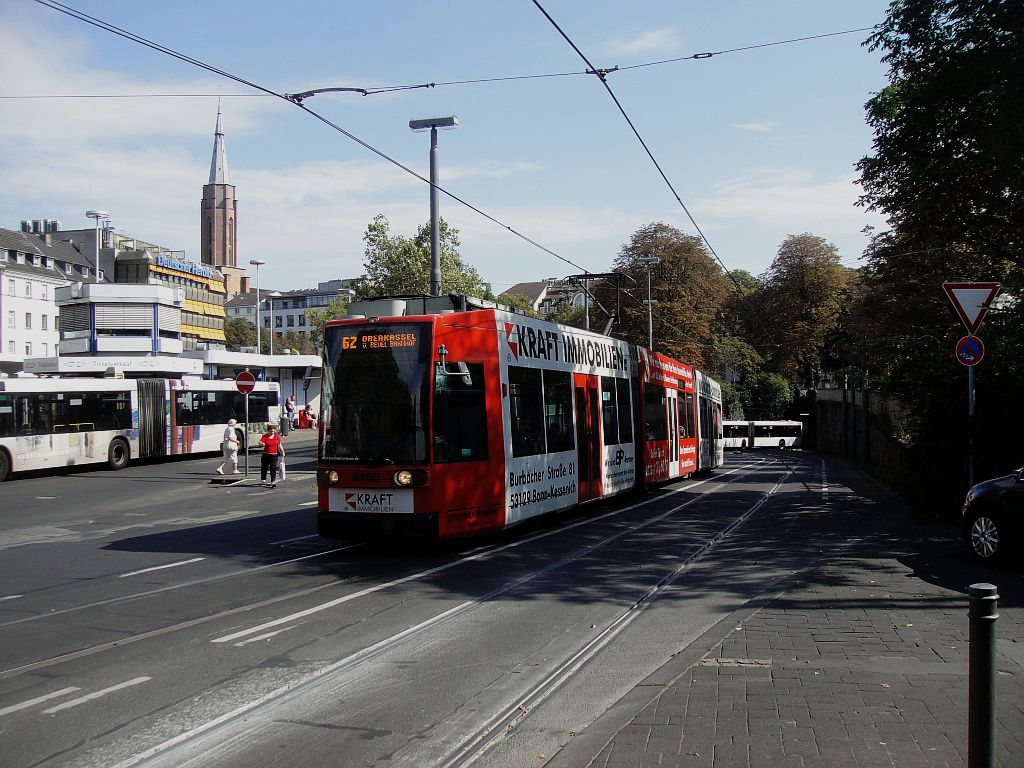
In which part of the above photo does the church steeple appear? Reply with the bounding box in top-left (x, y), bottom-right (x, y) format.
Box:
top-left (201, 102), bottom-right (238, 268)
top-left (208, 103), bottom-right (229, 185)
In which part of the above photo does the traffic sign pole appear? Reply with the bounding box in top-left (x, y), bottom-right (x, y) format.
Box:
top-left (236, 369), bottom-right (257, 476)
top-left (243, 393), bottom-right (249, 479)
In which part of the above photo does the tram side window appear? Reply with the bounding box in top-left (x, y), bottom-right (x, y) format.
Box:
top-left (680, 392), bottom-right (695, 439)
top-left (544, 370), bottom-right (574, 453)
top-left (601, 377), bottom-right (619, 444)
top-left (643, 384), bottom-right (668, 441)
top-left (616, 378), bottom-right (633, 443)
top-left (508, 365), bottom-right (545, 457)
top-left (433, 363), bottom-right (488, 463)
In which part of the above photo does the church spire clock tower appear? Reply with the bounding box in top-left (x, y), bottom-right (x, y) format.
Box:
top-left (201, 103), bottom-right (238, 269)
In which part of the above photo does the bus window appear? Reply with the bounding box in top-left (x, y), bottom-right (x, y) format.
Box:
top-left (509, 366), bottom-right (545, 457)
top-left (643, 384), bottom-right (668, 440)
top-left (544, 370), bottom-right (574, 453)
top-left (434, 363), bottom-right (487, 462)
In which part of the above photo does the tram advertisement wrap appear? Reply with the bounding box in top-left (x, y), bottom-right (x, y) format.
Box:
top-left (505, 455), bottom-right (578, 524)
top-left (602, 445), bottom-right (636, 495)
top-left (328, 487), bottom-right (414, 514)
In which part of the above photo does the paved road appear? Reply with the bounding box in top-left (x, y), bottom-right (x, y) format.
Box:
top-left (2, 448), bottom-right (1003, 768)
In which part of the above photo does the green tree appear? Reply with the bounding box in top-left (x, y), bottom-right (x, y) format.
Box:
top-left (307, 295), bottom-right (350, 352)
top-left (224, 317), bottom-right (256, 351)
top-left (357, 214), bottom-right (488, 298)
top-left (600, 222), bottom-right (728, 368)
top-left (277, 330), bottom-right (316, 355)
top-left (757, 234), bottom-right (852, 388)
top-left (739, 372), bottom-right (793, 420)
top-left (496, 291), bottom-right (539, 316)
top-left (856, 0), bottom-right (1024, 268)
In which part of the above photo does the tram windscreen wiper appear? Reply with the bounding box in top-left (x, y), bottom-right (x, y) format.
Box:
top-left (365, 455), bottom-right (396, 467)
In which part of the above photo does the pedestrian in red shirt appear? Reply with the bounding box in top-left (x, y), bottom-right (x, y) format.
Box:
top-left (259, 423), bottom-right (286, 488)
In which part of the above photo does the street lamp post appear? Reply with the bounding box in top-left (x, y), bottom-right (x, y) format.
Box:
top-left (249, 259), bottom-right (265, 355)
top-left (85, 210), bottom-right (108, 283)
top-left (409, 116), bottom-right (458, 297)
top-left (637, 256), bottom-right (661, 349)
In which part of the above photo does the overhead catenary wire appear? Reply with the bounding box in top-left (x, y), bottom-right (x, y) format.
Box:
top-left (530, 0), bottom-right (780, 348)
top-left (30, 0), bottom-right (592, 277)
top-left (2, 24), bottom-right (877, 100)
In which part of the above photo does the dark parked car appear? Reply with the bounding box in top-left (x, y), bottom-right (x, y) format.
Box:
top-left (962, 467), bottom-right (1024, 561)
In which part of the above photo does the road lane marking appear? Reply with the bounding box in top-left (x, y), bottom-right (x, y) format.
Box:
top-left (0, 687), bottom-right (80, 717)
top-left (0, 595), bottom-right (23, 601)
top-left (233, 627), bottom-right (298, 646)
top-left (34, 496), bottom-right (57, 500)
top-left (41, 677), bottom-right (151, 714)
top-left (268, 534), bottom-right (318, 545)
top-left (298, 501), bottom-right (317, 507)
top-left (118, 558), bottom-right (205, 578)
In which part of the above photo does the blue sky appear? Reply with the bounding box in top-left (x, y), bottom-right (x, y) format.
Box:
top-left (0, 0), bottom-right (891, 294)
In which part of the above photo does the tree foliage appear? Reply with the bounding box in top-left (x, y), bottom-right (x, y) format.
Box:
top-left (307, 295), bottom-right (350, 352)
top-left (224, 317), bottom-right (256, 352)
top-left (496, 291), bottom-right (539, 316)
top-left (356, 214), bottom-right (488, 298)
top-left (601, 222), bottom-right (728, 369)
top-left (856, 0), bottom-right (1024, 267)
top-left (757, 234), bottom-right (853, 388)
top-left (850, 0), bottom-right (1024, 505)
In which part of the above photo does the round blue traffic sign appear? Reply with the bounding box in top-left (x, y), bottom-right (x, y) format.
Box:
top-left (956, 335), bottom-right (985, 367)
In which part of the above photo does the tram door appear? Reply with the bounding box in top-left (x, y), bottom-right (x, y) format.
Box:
top-left (666, 389), bottom-right (680, 479)
top-left (573, 374), bottom-right (601, 502)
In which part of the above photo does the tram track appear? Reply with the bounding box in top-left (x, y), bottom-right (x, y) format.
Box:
top-left (68, 456), bottom-right (793, 768)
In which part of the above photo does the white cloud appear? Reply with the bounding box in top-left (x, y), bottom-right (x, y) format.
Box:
top-left (604, 28), bottom-right (681, 57)
top-left (732, 122), bottom-right (775, 133)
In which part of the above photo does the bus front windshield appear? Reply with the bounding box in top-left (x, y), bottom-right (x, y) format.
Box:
top-left (321, 322), bottom-right (431, 465)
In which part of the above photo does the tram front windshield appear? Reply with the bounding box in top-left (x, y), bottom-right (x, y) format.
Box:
top-left (321, 323), bottom-right (431, 465)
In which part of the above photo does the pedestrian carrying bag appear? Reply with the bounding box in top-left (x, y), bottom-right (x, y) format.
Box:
top-left (279, 457), bottom-right (286, 481)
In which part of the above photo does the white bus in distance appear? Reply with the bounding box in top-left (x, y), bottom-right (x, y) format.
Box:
top-left (0, 377), bottom-right (280, 482)
top-left (723, 420), bottom-right (803, 450)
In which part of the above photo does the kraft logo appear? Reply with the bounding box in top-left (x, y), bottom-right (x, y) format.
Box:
top-left (344, 492), bottom-right (395, 511)
top-left (504, 322), bottom-right (519, 360)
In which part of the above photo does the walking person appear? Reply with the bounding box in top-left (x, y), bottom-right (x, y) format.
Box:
top-left (215, 418), bottom-right (240, 475)
top-left (285, 395), bottom-right (297, 428)
top-left (259, 422), bottom-right (285, 488)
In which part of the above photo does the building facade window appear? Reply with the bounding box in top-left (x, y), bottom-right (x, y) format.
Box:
top-left (42, 315), bottom-right (48, 331)
top-left (42, 284), bottom-right (48, 300)
top-left (25, 313), bottom-right (31, 330)
top-left (286, 315), bottom-right (295, 327)
top-left (24, 282), bottom-right (31, 297)
top-left (6, 278), bottom-right (14, 296)
top-left (7, 341), bottom-right (13, 354)
top-left (24, 342), bottom-right (31, 356)
top-left (42, 343), bottom-right (48, 356)
top-left (7, 310), bottom-right (14, 328)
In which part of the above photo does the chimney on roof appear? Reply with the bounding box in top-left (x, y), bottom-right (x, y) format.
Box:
top-left (20, 220), bottom-right (31, 233)
top-left (32, 219), bottom-right (44, 234)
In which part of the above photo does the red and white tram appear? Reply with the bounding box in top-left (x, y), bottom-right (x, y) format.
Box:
top-left (316, 296), bottom-right (723, 540)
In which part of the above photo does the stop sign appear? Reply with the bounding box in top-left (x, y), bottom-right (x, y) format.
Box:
top-left (235, 370), bottom-right (256, 394)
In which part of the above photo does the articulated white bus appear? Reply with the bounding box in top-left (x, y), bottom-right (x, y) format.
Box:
top-left (0, 377), bottom-right (280, 482)
top-left (722, 420), bottom-right (803, 450)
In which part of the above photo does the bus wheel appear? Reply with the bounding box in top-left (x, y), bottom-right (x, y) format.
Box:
top-left (235, 428), bottom-right (247, 452)
top-left (740, 440), bottom-right (746, 451)
top-left (779, 439), bottom-right (785, 449)
top-left (0, 450), bottom-right (10, 482)
top-left (108, 438), bottom-right (130, 471)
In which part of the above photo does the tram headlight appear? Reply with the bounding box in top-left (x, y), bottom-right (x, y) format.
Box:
top-left (394, 470), bottom-right (413, 487)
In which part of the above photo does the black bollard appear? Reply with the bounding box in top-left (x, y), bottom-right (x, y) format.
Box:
top-left (968, 582), bottom-right (999, 768)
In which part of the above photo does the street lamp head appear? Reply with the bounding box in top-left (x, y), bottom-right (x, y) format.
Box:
top-left (85, 210), bottom-right (109, 220)
top-left (249, 259), bottom-right (266, 267)
top-left (409, 116), bottom-right (459, 132)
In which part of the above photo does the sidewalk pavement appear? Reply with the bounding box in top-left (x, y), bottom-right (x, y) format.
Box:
top-left (548, 457), bottom-right (1024, 768)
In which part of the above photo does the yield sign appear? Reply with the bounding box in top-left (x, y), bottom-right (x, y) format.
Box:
top-left (942, 282), bottom-right (1000, 334)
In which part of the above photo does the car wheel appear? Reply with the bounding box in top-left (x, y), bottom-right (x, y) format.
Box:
top-left (967, 513), bottom-right (1002, 561)
top-left (107, 438), bottom-right (130, 471)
